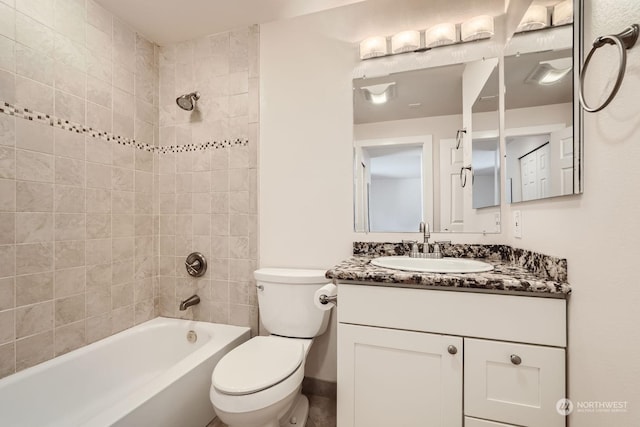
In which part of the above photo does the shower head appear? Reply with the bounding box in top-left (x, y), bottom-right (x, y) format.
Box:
top-left (176, 91), bottom-right (200, 111)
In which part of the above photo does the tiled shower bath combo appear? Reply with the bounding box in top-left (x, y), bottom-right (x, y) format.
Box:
top-left (0, 0), bottom-right (259, 380)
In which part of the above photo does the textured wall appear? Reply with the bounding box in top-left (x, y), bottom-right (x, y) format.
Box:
top-left (156, 26), bottom-right (260, 335)
top-left (0, 0), bottom-right (159, 377)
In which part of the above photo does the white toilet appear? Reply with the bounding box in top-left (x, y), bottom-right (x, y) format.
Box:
top-left (210, 268), bottom-right (333, 427)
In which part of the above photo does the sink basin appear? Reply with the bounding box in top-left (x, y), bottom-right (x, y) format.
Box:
top-left (370, 256), bottom-right (494, 273)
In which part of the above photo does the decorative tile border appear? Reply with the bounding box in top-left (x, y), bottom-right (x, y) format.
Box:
top-left (0, 101), bottom-right (248, 154)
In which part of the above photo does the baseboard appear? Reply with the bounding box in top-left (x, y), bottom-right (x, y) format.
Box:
top-left (302, 376), bottom-right (337, 399)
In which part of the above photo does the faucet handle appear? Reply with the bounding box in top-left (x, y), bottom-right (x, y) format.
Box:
top-left (419, 222), bottom-right (425, 233)
top-left (402, 240), bottom-right (419, 257)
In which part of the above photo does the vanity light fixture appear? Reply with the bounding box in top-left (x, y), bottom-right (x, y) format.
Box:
top-left (425, 23), bottom-right (457, 48)
top-left (361, 82), bottom-right (396, 105)
top-left (460, 15), bottom-right (494, 42)
top-left (526, 57), bottom-right (572, 85)
top-left (359, 15), bottom-right (495, 61)
top-left (553, 0), bottom-right (573, 26)
top-left (517, 5), bottom-right (548, 32)
top-left (359, 36), bottom-right (388, 59)
top-left (391, 30), bottom-right (421, 54)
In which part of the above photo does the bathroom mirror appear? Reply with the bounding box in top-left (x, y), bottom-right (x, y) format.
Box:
top-left (504, 10), bottom-right (582, 203)
top-left (471, 63), bottom-right (500, 209)
top-left (353, 63), bottom-right (464, 233)
top-left (353, 59), bottom-right (502, 234)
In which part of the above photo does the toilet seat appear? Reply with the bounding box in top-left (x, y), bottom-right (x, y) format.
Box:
top-left (213, 336), bottom-right (304, 395)
top-left (210, 336), bottom-right (311, 414)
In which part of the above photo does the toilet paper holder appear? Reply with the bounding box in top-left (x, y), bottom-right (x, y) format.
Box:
top-left (318, 294), bottom-right (337, 305)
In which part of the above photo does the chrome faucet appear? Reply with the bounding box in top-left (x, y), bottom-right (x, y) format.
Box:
top-left (419, 221), bottom-right (430, 245)
top-left (179, 294), bottom-right (200, 311)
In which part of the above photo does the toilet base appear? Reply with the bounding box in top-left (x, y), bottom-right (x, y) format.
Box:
top-left (280, 394), bottom-right (309, 427)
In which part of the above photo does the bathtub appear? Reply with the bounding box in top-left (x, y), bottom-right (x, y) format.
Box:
top-left (0, 317), bottom-right (250, 427)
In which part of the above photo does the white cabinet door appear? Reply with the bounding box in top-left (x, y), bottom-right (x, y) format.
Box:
top-left (337, 323), bottom-right (463, 427)
top-left (464, 338), bottom-right (565, 427)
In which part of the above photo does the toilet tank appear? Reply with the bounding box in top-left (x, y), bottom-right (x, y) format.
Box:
top-left (254, 268), bottom-right (332, 338)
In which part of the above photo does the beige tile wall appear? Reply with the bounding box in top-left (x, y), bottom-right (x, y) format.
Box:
top-left (157, 26), bottom-right (260, 335)
top-left (0, 0), bottom-right (160, 378)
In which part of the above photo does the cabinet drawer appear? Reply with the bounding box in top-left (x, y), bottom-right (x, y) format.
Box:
top-left (465, 417), bottom-right (518, 427)
top-left (464, 338), bottom-right (565, 427)
top-left (338, 284), bottom-right (566, 346)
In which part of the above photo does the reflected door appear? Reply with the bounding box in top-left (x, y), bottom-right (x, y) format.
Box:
top-left (520, 144), bottom-right (550, 201)
top-left (550, 126), bottom-right (574, 196)
top-left (440, 138), bottom-right (464, 231)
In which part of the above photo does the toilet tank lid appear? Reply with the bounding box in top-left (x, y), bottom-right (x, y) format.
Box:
top-left (254, 268), bottom-right (329, 284)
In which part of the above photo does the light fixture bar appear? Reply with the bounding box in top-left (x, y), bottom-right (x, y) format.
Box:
top-left (359, 36), bottom-right (388, 60)
top-left (517, 5), bottom-right (548, 32)
top-left (461, 15), bottom-right (494, 42)
top-left (391, 30), bottom-right (421, 54)
top-left (553, 0), bottom-right (573, 26)
top-left (425, 23), bottom-right (457, 48)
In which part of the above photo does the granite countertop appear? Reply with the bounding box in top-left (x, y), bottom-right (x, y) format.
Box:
top-left (325, 243), bottom-right (572, 298)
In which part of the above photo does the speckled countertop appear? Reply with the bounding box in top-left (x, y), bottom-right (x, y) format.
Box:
top-left (325, 243), bottom-right (572, 298)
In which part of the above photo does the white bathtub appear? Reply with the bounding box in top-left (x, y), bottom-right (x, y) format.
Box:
top-left (0, 317), bottom-right (250, 427)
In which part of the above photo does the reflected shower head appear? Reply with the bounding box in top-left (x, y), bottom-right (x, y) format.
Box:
top-left (176, 91), bottom-right (200, 111)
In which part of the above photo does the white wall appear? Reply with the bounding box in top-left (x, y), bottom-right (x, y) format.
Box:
top-left (260, 12), bottom-right (355, 382)
top-left (262, 4), bottom-right (640, 423)
top-left (501, 1), bottom-right (640, 425)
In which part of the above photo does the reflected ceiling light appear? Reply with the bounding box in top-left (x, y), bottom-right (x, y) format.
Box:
top-left (461, 15), bottom-right (494, 42)
top-left (361, 82), bottom-right (396, 105)
top-left (391, 30), bottom-right (421, 54)
top-left (425, 23), bottom-right (457, 48)
top-left (553, 0), bottom-right (573, 26)
top-left (517, 5), bottom-right (548, 32)
top-left (359, 36), bottom-right (387, 59)
top-left (526, 57), bottom-right (572, 85)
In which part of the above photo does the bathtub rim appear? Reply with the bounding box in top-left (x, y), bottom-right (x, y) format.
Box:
top-left (0, 316), bottom-right (251, 427)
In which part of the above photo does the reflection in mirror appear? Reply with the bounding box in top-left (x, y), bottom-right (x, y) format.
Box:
top-left (505, 17), bottom-right (580, 203)
top-left (354, 136), bottom-right (433, 233)
top-left (353, 57), bottom-right (502, 233)
top-left (353, 64), bottom-right (460, 233)
top-left (471, 64), bottom-right (500, 209)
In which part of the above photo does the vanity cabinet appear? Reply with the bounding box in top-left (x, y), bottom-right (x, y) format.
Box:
top-left (337, 284), bottom-right (567, 427)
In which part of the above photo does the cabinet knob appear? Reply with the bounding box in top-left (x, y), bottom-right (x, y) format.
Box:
top-left (447, 345), bottom-right (458, 355)
top-left (510, 354), bottom-right (522, 365)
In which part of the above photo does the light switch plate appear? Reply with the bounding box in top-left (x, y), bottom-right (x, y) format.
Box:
top-left (513, 210), bottom-right (522, 238)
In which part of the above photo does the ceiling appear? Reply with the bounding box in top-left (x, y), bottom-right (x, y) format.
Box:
top-left (95, 0), bottom-right (367, 45)
top-left (354, 63), bottom-right (465, 124)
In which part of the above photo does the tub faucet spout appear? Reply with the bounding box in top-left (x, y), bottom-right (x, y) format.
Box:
top-left (179, 294), bottom-right (200, 311)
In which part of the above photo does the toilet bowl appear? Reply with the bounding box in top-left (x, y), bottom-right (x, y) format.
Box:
top-left (210, 268), bottom-right (333, 427)
top-left (210, 336), bottom-right (312, 427)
